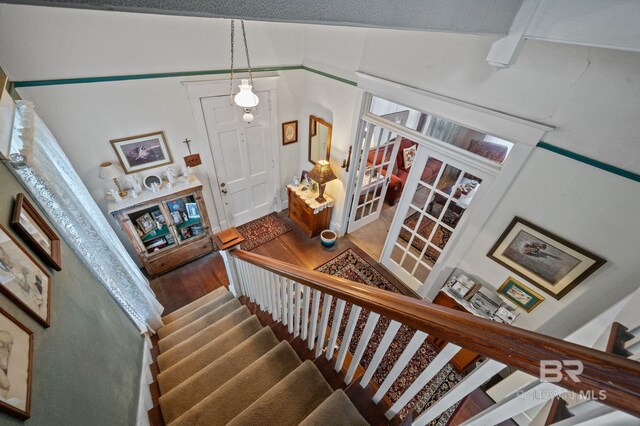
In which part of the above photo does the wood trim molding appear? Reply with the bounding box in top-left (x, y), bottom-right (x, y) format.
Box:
top-left (232, 248), bottom-right (640, 417)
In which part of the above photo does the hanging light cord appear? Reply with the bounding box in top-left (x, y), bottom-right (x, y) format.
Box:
top-left (229, 19), bottom-right (236, 104)
top-left (240, 20), bottom-right (254, 87)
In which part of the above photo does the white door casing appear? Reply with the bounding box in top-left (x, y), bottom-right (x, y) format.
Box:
top-left (201, 93), bottom-right (275, 226)
top-left (184, 77), bottom-right (280, 230)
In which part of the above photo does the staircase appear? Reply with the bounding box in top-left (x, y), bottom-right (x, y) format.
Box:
top-left (151, 286), bottom-right (369, 425)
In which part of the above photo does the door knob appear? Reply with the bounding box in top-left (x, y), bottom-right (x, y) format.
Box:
top-left (222, 188), bottom-right (228, 194)
top-left (220, 182), bottom-right (226, 188)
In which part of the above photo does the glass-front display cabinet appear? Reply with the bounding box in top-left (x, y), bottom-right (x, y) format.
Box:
top-left (110, 178), bottom-right (214, 276)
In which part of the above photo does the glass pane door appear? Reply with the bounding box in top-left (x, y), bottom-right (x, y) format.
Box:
top-left (347, 122), bottom-right (402, 232)
top-left (127, 204), bottom-right (175, 255)
top-left (165, 194), bottom-right (206, 243)
top-left (381, 145), bottom-right (486, 289)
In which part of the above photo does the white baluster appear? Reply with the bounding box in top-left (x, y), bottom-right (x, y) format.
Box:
top-left (301, 285), bottom-right (311, 341)
top-left (413, 359), bottom-right (505, 426)
top-left (326, 299), bottom-right (346, 360)
top-left (335, 305), bottom-right (362, 373)
top-left (461, 380), bottom-right (562, 426)
top-left (266, 270), bottom-right (275, 315)
top-left (247, 264), bottom-right (257, 303)
top-left (315, 294), bottom-right (334, 358)
top-left (279, 275), bottom-right (288, 325)
top-left (386, 343), bottom-right (461, 418)
top-left (373, 330), bottom-right (428, 403)
top-left (257, 268), bottom-right (267, 310)
top-left (268, 272), bottom-right (278, 321)
top-left (287, 279), bottom-right (295, 334)
top-left (360, 320), bottom-right (402, 387)
top-left (234, 260), bottom-right (245, 296)
top-left (346, 312), bottom-right (380, 384)
top-left (308, 289), bottom-right (322, 351)
top-left (294, 282), bottom-right (302, 337)
top-left (550, 403), bottom-right (637, 426)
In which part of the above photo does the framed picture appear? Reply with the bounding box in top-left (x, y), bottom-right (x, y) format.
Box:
top-left (110, 131), bottom-right (173, 174)
top-left (300, 170), bottom-right (309, 186)
top-left (150, 210), bottom-right (165, 225)
top-left (468, 291), bottom-right (499, 317)
top-left (170, 211), bottom-right (183, 225)
top-left (185, 203), bottom-right (200, 219)
top-left (0, 307), bottom-right (33, 420)
top-left (11, 194), bottom-right (62, 271)
top-left (498, 277), bottom-right (544, 312)
top-left (0, 225), bottom-right (51, 328)
top-left (488, 217), bottom-right (606, 300)
top-left (135, 213), bottom-right (155, 234)
top-left (282, 120), bottom-right (298, 145)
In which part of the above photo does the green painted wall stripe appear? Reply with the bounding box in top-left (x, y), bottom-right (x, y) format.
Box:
top-left (537, 141), bottom-right (640, 183)
top-left (13, 65), bottom-right (304, 87)
top-left (12, 64), bottom-right (358, 88)
top-left (302, 66), bottom-right (357, 86)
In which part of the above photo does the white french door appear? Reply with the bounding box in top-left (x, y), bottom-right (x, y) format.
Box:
top-left (381, 144), bottom-right (494, 290)
top-left (347, 122), bottom-right (402, 232)
top-left (201, 93), bottom-right (275, 226)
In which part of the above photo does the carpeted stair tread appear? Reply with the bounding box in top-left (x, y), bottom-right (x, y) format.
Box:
top-left (158, 291), bottom-right (235, 339)
top-left (157, 316), bottom-right (262, 393)
top-left (157, 306), bottom-right (251, 371)
top-left (170, 341), bottom-right (301, 426)
top-left (159, 327), bottom-right (279, 423)
top-left (158, 298), bottom-right (241, 353)
top-left (228, 360), bottom-right (333, 426)
top-left (299, 390), bottom-right (369, 426)
top-left (162, 287), bottom-right (228, 325)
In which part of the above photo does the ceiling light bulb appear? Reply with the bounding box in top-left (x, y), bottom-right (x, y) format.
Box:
top-left (243, 110), bottom-right (254, 123)
top-left (234, 79), bottom-right (259, 108)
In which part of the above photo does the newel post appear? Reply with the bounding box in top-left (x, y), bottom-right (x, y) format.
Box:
top-left (213, 227), bottom-right (245, 297)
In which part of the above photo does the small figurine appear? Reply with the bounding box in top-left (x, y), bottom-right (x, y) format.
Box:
top-left (107, 188), bottom-right (122, 202)
top-left (165, 166), bottom-right (176, 188)
top-left (129, 174), bottom-right (143, 193)
top-left (182, 211), bottom-right (188, 222)
top-left (184, 166), bottom-right (194, 183)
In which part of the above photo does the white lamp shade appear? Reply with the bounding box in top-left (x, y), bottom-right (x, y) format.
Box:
top-left (99, 161), bottom-right (124, 180)
top-left (234, 79), bottom-right (259, 108)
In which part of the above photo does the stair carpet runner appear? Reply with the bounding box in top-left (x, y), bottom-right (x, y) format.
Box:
top-left (154, 286), bottom-right (369, 425)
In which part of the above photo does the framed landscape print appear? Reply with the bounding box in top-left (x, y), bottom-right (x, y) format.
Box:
top-left (282, 120), bottom-right (298, 145)
top-left (498, 277), bottom-right (544, 312)
top-left (11, 194), bottom-right (62, 271)
top-left (0, 307), bottom-right (33, 420)
top-left (0, 225), bottom-right (51, 327)
top-left (488, 217), bottom-right (606, 300)
top-left (110, 131), bottom-right (173, 174)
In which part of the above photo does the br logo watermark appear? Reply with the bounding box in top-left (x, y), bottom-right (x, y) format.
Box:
top-left (533, 360), bottom-right (607, 401)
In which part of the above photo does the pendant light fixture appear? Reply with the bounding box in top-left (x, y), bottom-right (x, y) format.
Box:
top-left (229, 20), bottom-right (259, 123)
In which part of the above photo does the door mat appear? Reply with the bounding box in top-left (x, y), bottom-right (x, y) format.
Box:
top-left (316, 249), bottom-right (463, 424)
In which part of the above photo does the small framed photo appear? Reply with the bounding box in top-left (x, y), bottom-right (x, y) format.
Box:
top-left (110, 131), bottom-right (173, 174)
top-left (11, 194), bottom-right (62, 271)
top-left (0, 224), bottom-right (51, 327)
top-left (282, 120), bottom-right (298, 145)
top-left (150, 210), bottom-right (165, 225)
top-left (0, 307), bottom-right (33, 420)
top-left (488, 217), bottom-right (606, 300)
top-left (300, 170), bottom-right (309, 185)
top-left (135, 213), bottom-right (156, 235)
top-left (469, 292), bottom-right (499, 317)
top-left (498, 276), bottom-right (544, 312)
top-left (170, 211), bottom-right (183, 225)
top-left (493, 305), bottom-right (519, 324)
top-left (185, 203), bottom-right (200, 219)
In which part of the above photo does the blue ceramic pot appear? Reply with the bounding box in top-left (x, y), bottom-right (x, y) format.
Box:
top-left (320, 230), bottom-right (337, 248)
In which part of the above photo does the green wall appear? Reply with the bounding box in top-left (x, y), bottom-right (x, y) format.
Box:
top-left (0, 163), bottom-right (143, 425)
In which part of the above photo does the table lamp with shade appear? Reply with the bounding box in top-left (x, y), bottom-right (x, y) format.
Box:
top-left (99, 161), bottom-right (128, 198)
top-left (308, 160), bottom-right (337, 203)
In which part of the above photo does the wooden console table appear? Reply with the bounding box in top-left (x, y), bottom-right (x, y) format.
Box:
top-left (287, 184), bottom-right (333, 238)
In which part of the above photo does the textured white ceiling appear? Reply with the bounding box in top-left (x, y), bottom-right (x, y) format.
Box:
top-left (0, 0), bottom-right (524, 35)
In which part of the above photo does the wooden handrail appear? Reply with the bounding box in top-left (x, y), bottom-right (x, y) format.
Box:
top-left (232, 249), bottom-right (640, 417)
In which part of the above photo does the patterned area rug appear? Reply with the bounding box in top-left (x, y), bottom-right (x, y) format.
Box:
top-left (236, 212), bottom-right (291, 251)
top-left (315, 249), bottom-right (463, 424)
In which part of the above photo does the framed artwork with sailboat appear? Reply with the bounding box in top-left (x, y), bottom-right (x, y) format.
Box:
top-left (110, 131), bottom-right (173, 174)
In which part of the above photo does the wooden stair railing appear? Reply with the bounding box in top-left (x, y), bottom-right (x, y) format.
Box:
top-left (216, 239), bottom-right (640, 425)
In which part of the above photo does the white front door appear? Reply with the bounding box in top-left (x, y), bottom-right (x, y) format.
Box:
top-left (201, 93), bottom-right (275, 226)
